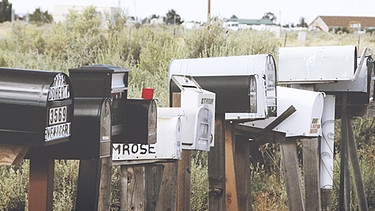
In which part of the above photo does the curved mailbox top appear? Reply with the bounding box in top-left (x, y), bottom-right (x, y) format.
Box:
top-left (168, 55), bottom-right (277, 118)
top-left (0, 68), bottom-right (73, 146)
top-left (278, 45), bottom-right (357, 83)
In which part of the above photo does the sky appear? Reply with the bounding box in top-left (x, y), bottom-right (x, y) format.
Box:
top-left (9, 0), bottom-right (375, 25)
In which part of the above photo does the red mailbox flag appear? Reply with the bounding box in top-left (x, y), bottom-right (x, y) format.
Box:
top-left (142, 88), bottom-right (154, 100)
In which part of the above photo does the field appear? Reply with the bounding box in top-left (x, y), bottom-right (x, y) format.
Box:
top-left (1, 8), bottom-right (375, 210)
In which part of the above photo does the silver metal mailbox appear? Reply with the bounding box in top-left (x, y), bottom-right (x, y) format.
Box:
top-left (278, 45), bottom-right (357, 83)
top-left (168, 55), bottom-right (277, 120)
top-left (244, 86), bottom-right (324, 137)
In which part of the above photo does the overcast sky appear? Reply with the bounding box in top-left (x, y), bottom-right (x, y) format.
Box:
top-left (9, 0), bottom-right (375, 24)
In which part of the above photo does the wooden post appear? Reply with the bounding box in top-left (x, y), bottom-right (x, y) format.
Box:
top-left (280, 138), bottom-right (305, 211)
top-left (208, 113), bottom-right (226, 211)
top-left (234, 136), bottom-right (251, 210)
top-left (155, 162), bottom-right (178, 211)
top-left (302, 138), bottom-right (321, 211)
top-left (348, 118), bottom-right (368, 211)
top-left (225, 121), bottom-right (239, 211)
top-left (339, 94), bottom-right (351, 211)
top-left (174, 92), bottom-right (193, 211)
top-left (121, 165), bottom-right (146, 211)
top-left (145, 164), bottom-right (163, 210)
top-left (177, 150), bottom-right (192, 211)
top-left (0, 145), bottom-right (29, 165)
top-left (28, 158), bottom-right (54, 211)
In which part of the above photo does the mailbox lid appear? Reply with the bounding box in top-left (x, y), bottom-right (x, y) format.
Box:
top-left (169, 55), bottom-right (277, 115)
top-left (69, 64), bottom-right (131, 97)
top-left (278, 45), bottom-right (357, 83)
top-left (0, 68), bottom-right (73, 146)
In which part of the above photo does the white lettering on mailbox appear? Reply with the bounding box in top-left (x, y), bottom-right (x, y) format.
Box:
top-left (45, 122), bottom-right (71, 142)
top-left (49, 106), bottom-right (67, 125)
top-left (48, 85), bottom-right (70, 101)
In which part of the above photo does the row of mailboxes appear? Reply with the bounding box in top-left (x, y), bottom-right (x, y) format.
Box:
top-left (0, 65), bottom-right (159, 161)
top-left (168, 54), bottom-right (277, 121)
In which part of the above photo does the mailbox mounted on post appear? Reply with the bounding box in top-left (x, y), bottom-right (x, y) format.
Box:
top-left (0, 68), bottom-right (73, 146)
top-left (244, 86), bottom-right (325, 137)
top-left (169, 54), bottom-right (277, 120)
top-left (112, 107), bottom-right (182, 163)
top-left (171, 75), bottom-right (215, 151)
top-left (69, 64), bottom-right (157, 144)
top-left (278, 46), bottom-right (374, 117)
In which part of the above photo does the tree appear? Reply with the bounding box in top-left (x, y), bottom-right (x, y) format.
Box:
top-left (29, 8), bottom-right (53, 25)
top-left (262, 12), bottom-right (276, 23)
top-left (297, 17), bottom-right (308, 28)
top-left (230, 15), bottom-right (238, 20)
top-left (164, 9), bottom-right (183, 25)
top-left (0, 0), bottom-right (12, 23)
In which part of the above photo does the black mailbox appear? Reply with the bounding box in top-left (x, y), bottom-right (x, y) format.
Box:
top-left (27, 98), bottom-right (112, 159)
top-left (69, 64), bottom-right (156, 144)
top-left (124, 99), bottom-right (157, 144)
top-left (0, 68), bottom-right (73, 146)
top-left (69, 64), bottom-right (129, 143)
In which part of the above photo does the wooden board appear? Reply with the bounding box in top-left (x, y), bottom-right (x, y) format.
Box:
top-left (0, 144), bottom-right (29, 165)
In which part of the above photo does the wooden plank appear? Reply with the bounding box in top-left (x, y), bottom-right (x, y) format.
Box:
top-left (121, 166), bottom-right (146, 211)
top-left (339, 96), bottom-right (351, 211)
top-left (28, 158), bottom-right (54, 211)
top-left (155, 162), bottom-right (178, 211)
top-left (145, 164), bottom-right (163, 210)
top-left (234, 136), bottom-right (251, 210)
top-left (0, 144), bottom-right (29, 165)
top-left (98, 157), bottom-right (112, 211)
top-left (280, 138), bottom-right (305, 211)
top-left (208, 113), bottom-right (226, 211)
top-left (301, 138), bottom-right (321, 211)
top-left (177, 150), bottom-right (192, 211)
top-left (348, 118), bottom-right (369, 211)
top-left (225, 121), bottom-right (239, 210)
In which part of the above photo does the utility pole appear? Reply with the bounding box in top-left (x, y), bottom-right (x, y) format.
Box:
top-left (207, 0), bottom-right (211, 25)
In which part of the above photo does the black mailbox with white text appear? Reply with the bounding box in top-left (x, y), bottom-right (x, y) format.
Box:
top-left (0, 68), bottom-right (73, 146)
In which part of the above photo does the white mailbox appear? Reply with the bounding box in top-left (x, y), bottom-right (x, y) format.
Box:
top-left (279, 46), bottom-right (373, 117)
top-left (244, 86), bottom-right (324, 137)
top-left (169, 54), bottom-right (277, 120)
top-left (112, 108), bottom-right (182, 162)
top-left (171, 75), bottom-right (216, 151)
top-left (278, 45), bottom-right (357, 83)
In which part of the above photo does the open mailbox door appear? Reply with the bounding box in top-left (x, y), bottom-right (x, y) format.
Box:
top-left (169, 54), bottom-right (277, 120)
top-left (171, 75), bottom-right (215, 151)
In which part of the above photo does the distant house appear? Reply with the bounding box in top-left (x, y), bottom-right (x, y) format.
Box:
top-left (53, 4), bottom-right (122, 26)
top-left (224, 18), bottom-right (276, 31)
top-left (309, 16), bottom-right (375, 32)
